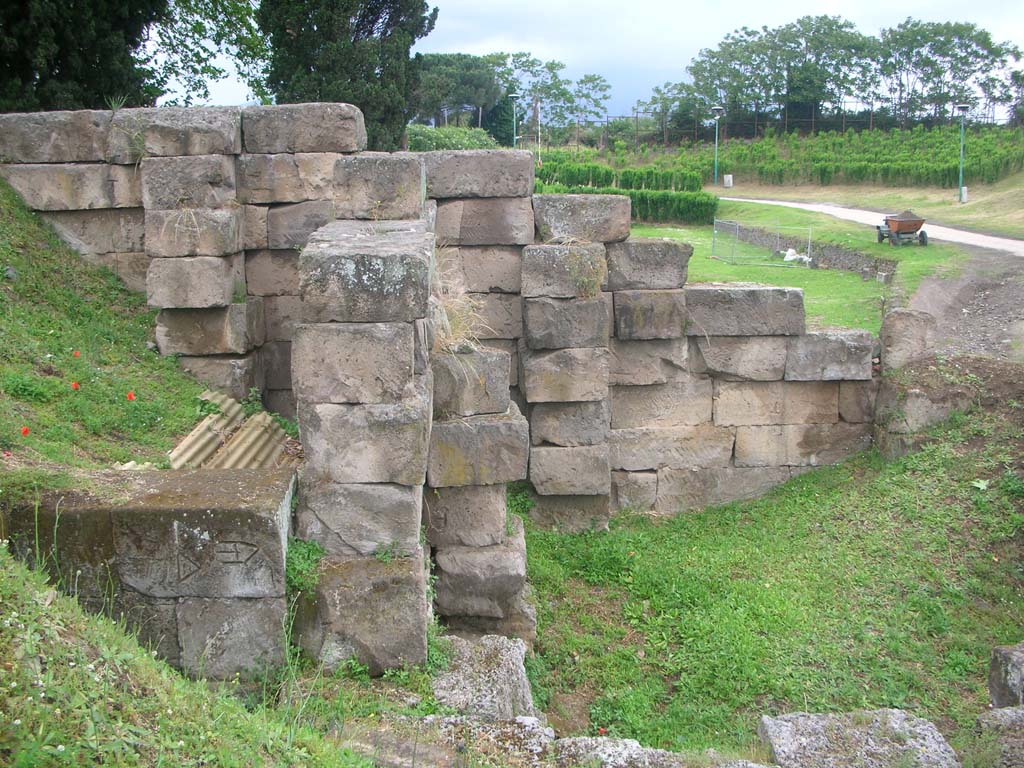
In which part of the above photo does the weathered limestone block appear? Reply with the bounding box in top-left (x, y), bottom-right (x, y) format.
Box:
top-left (262, 341), bottom-right (292, 390)
top-left (691, 337), bottom-right (789, 381)
top-left (427, 403), bottom-right (529, 487)
top-left (108, 106), bottom-right (241, 163)
top-left (99, 593), bottom-right (181, 667)
top-left (42, 209), bottom-right (144, 255)
top-left (524, 297), bottom-right (611, 350)
top-left (530, 400), bottom-right (610, 447)
top-left (242, 205), bottom-right (269, 250)
top-left (609, 425), bottom-right (736, 471)
top-left (431, 635), bottom-right (537, 720)
top-left (434, 517), bottom-right (527, 618)
top-left (611, 471), bottom-right (657, 512)
top-left (469, 292), bottom-right (523, 339)
top-left (1, 163), bottom-right (140, 210)
top-left (432, 347), bottom-right (511, 418)
top-left (141, 155), bottom-right (236, 210)
top-left (685, 284), bottom-right (805, 336)
top-left (263, 295), bottom-right (301, 342)
top-left (435, 198), bottom-right (534, 245)
top-left (299, 387), bottom-right (431, 485)
top-left (609, 338), bottom-right (689, 386)
top-left (236, 152), bottom-right (337, 204)
top-left (111, 469), bottom-right (293, 598)
top-left (880, 308), bottom-right (937, 371)
top-left (176, 597), bottom-right (286, 679)
top-left (655, 467), bottom-right (792, 514)
top-left (112, 252), bottom-right (151, 293)
top-left (0, 109), bottom-right (110, 162)
top-left (839, 379), bottom-right (879, 423)
top-left (299, 222), bottom-right (432, 323)
top-left (424, 484), bottom-right (508, 548)
top-left (520, 243), bottom-right (608, 298)
top-left (424, 150), bottom-right (534, 198)
top-left (975, 707), bottom-right (1024, 768)
top-left (245, 249), bottom-right (299, 296)
top-left (178, 353), bottom-right (263, 401)
top-left (605, 238), bottom-right (692, 290)
top-left (614, 289), bottom-right (687, 340)
top-left (292, 323), bottom-right (413, 404)
top-left (533, 194), bottom-right (630, 243)
top-left (555, 738), bottom-right (752, 768)
top-left (785, 330), bottom-right (874, 381)
top-left (875, 381), bottom-right (975, 436)
top-left (713, 381), bottom-right (839, 426)
top-left (146, 255), bottom-right (238, 308)
top-left (990, 642), bottom-right (1024, 707)
top-left (610, 378), bottom-right (713, 429)
top-left (333, 152), bottom-right (425, 219)
top-left (296, 478), bottom-right (422, 557)
top-left (447, 246), bottom-right (522, 293)
top-left (242, 103), bottom-right (367, 154)
top-left (266, 201), bottom-right (335, 249)
top-left (735, 422), bottom-right (871, 467)
top-left (264, 389), bottom-right (296, 420)
top-left (145, 208), bottom-right (241, 257)
top-left (530, 445), bottom-right (611, 496)
top-left (520, 346), bottom-right (609, 403)
top-left (295, 551), bottom-right (428, 676)
top-left (155, 300), bottom-right (264, 355)
top-left (529, 494), bottom-right (612, 533)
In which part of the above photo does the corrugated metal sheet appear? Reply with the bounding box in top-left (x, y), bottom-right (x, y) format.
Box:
top-left (168, 390), bottom-right (245, 469)
top-left (205, 411), bottom-right (287, 469)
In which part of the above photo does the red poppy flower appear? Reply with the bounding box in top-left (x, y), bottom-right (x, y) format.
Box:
top-left (598, 727), bottom-right (607, 735)
top-left (72, 350), bottom-right (80, 358)
top-left (126, 391), bottom-right (136, 401)
top-left (20, 426), bottom-right (29, 437)
top-left (71, 381), bottom-right (80, 391)
top-left (3, 450), bottom-right (12, 458)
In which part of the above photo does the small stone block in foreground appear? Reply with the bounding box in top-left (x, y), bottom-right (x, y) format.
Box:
top-left (431, 347), bottom-right (511, 419)
top-left (520, 346), bottom-right (610, 403)
top-left (427, 403), bottom-right (529, 487)
top-left (520, 243), bottom-right (608, 298)
top-left (880, 308), bottom-right (937, 371)
top-left (605, 238), bottom-right (692, 290)
top-left (524, 296), bottom-right (611, 350)
top-left (333, 152), bottom-right (425, 220)
top-left (431, 635), bottom-right (537, 720)
top-left (424, 484), bottom-right (508, 548)
top-left (530, 399), bottom-right (610, 447)
top-left (530, 445), bottom-right (611, 496)
top-left (176, 597), bottom-right (286, 680)
top-left (434, 517), bottom-right (527, 618)
top-left (533, 194), bottom-right (631, 243)
top-left (990, 641), bottom-right (1024, 707)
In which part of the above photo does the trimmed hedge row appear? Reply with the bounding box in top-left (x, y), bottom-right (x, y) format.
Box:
top-left (535, 182), bottom-right (718, 225)
top-left (537, 162), bottom-right (701, 192)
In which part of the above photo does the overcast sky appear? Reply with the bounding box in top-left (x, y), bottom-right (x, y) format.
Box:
top-left (205, 0), bottom-right (1023, 114)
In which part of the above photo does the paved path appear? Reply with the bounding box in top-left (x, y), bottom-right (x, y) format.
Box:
top-left (722, 197), bottom-right (1024, 257)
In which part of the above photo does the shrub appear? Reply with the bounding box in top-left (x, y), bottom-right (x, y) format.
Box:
top-left (406, 124), bottom-right (498, 151)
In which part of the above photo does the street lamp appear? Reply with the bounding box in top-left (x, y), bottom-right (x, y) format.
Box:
top-left (508, 93), bottom-right (519, 148)
top-left (955, 103), bottom-right (970, 203)
top-left (711, 105), bottom-right (725, 186)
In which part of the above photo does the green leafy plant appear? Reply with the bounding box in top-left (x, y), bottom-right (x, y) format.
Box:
top-left (285, 538), bottom-right (325, 596)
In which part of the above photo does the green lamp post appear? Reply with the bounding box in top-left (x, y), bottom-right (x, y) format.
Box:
top-left (509, 93), bottom-right (519, 149)
top-left (955, 103), bottom-right (970, 203)
top-left (711, 105), bottom-right (725, 186)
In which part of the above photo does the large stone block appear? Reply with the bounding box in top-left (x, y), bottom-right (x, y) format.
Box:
top-left (520, 243), bottom-right (608, 298)
top-left (427, 403), bottom-right (529, 487)
top-left (178, 353), bottom-right (263, 401)
top-left (610, 378), bottom-right (713, 429)
top-left (242, 103), bottom-right (367, 154)
top-left (469, 292), bottom-right (523, 339)
top-left (146, 255), bottom-right (238, 308)
top-left (299, 387), bottom-right (431, 485)
top-left (245, 249), bottom-right (299, 296)
top-left (242, 205), bottom-right (269, 250)
top-left (785, 331), bottom-right (874, 381)
top-left (614, 289), bottom-right (687, 340)
top-left (442, 588), bottom-right (538, 646)
top-left (176, 597), bottom-right (286, 680)
top-left (141, 154), bottom-right (236, 210)
top-left (108, 107), bottom-right (241, 163)
top-left (296, 478), bottom-right (422, 557)
top-left (292, 323), bottom-right (413, 404)
top-left (685, 284), bottom-right (805, 336)
top-left (655, 467), bottom-right (792, 514)
top-left (145, 208), bottom-right (241, 257)
top-left (609, 425), bottom-right (735, 471)
top-left (530, 445), bottom-right (611, 496)
top-left (990, 642), bottom-right (1024, 707)
top-left (100, 592), bottom-right (181, 667)
top-left (529, 494), bottom-right (612, 533)
top-left (424, 150), bottom-right (534, 198)
top-left (446, 246), bottom-right (522, 293)
top-left (611, 471), bottom-right (657, 512)
top-left (530, 400), bottom-right (610, 446)
top-left (839, 379), bottom-right (879, 423)
top-left (295, 551), bottom-right (428, 676)
top-left (434, 517), bottom-right (527, 618)
top-left (333, 152), bottom-right (425, 219)
top-left (424, 484), bottom-right (508, 548)
top-left (237, 152), bottom-right (338, 204)
top-left (483, 339), bottom-right (519, 386)
top-left (605, 239), bottom-right (691, 290)
top-left (0, 109), bottom-right (110, 163)
top-left (975, 707), bottom-right (1024, 768)
top-left (874, 382), bottom-right (974, 436)
top-left (266, 200), bottom-right (335, 249)
top-left (691, 336), bottom-right (789, 381)
top-left (533, 194), bottom-right (630, 243)
top-left (432, 635), bottom-right (537, 720)
top-left (880, 308), bottom-right (937, 371)
top-left (432, 347), bottom-right (511, 418)
top-left (299, 222), bottom-right (432, 323)
top-left (609, 338), bottom-right (689, 386)
top-left (524, 297), bottom-right (611, 350)
top-left (262, 295), bottom-right (301, 342)
top-left (112, 252), bottom-right (151, 293)
top-left (520, 346), bottom-right (609, 403)
top-left (110, 469), bottom-right (293, 599)
top-left (264, 389), bottom-right (296, 420)
top-left (155, 300), bottom-right (263, 355)
top-left (262, 341), bottom-right (292, 389)
top-left (435, 198), bottom-right (534, 245)
top-left (42, 209), bottom-right (144, 255)
top-left (734, 422), bottom-right (871, 467)
top-left (1, 163), bottom-right (140, 210)
top-left (714, 381), bottom-right (839, 426)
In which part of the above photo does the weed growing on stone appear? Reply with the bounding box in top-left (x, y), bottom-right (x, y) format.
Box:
top-left (285, 538), bottom-right (325, 596)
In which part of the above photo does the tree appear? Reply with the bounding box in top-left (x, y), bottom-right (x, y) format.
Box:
top-left (257, 0), bottom-right (438, 150)
top-left (412, 53), bottom-right (501, 127)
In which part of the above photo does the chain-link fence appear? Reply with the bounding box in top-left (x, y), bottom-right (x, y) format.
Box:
top-left (711, 219), bottom-right (814, 267)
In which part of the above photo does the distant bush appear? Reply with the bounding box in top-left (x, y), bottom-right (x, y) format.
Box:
top-left (406, 125), bottom-right (498, 151)
top-left (534, 182), bottom-right (718, 225)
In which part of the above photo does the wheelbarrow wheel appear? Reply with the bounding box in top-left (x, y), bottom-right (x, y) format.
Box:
top-left (918, 230), bottom-right (928, 246)
top-left (877, 229), bottom-right (885, 243)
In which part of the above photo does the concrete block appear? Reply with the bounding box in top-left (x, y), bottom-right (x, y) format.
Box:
top-left (266, 200), bottom-right (335, 250)
top-left (424, 150), bottom-right (534, 198)
top-left (685, 284), bottom-right (805, 336)
top-left (610, 378), bottom-right (713, 429)
top-left (292, 322), bottom-right (413, 404)
top-left (245, 249), bottom-right (299, 296)
top-left (237, 152), bottom-right (338, 204)
top-left (655, 467), bottom-right (792, 514)
top-left (435, 198), bottom-right (534, 245)
top-left (263, 295), bottom-right (301, 342)
top-left (1, 163), bottom-right (140, 210)
top-left (533, 194), bottom-right (630, 243)
top-left (427, 403), bottom-right (529, 487)
top-left (141, 154), bottom-right (236, 210)
top-left (785, 330), bottom-right (874, 381)
top-left (155, 300), bottom-right (263, 355)
top-left (614, 289), bottom-right (687, 339)
top-left (108, 106), bottom-right (241, 163)
top-left (529, 494), bottom-right (611, 533)
top-left (520, 243), bottom-right (607, 298)
top-left (605, 238), bottom-right (691, 290)
top-left (735, 422), bottom-right (871, 466)
top-left (524, 297), bottom-right (611, 350)
top-left (520, 346), bottom-right (609, 403)
top-left (447, 246), bottom-right (523, 293)
top-left (333, 152), bottom-right (425, 219)
top-left (424, 484), bottom-right (508, 548)
top-left (839, 380), bottom-right (879, 424)
top-left (609, 338), bottom-right (689, 386)
top-left (609, 425), bottom-right (735, 471)
top-left (469, 292), bottom-right (523, 340)
top-left (530, 400), bottom-right (610, 447)
top-left (147, 255), bottom-right (238, 309)
top-left (881, 309), bottom-right (937, 371)
top-left (691, 336), bottom-right (788, 381)
top-left (145, 208), bottom-right (241, 258)
top-left (261, 341), bottom-right (292, 390)
top-left (176, 597), bottom-right (285, 679)
top-left (432, 347), bottom-right (511, 418)
top-left (713, 381), bottom-right (839, 426)
top-left (42, 209), bottom-right (144, 255)
top-left (0, 109), bottom-right (110, 162)
top-left (242, 205), bottom-right (269, 250)
top-left (530, 445), bottom-right (611, 496)
top-left (178, 353), bottom-right (263, 401)
top-left (242, 103), bottom-right (367, 154)
top-left (612, 471), bottom-right (657, 512)
top-left (264, 389), bottom-right (296, 420)
top-left (434, 518), bottom-right (526, 618)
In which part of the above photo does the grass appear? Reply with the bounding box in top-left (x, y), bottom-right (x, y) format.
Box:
top-left (519, 399), bottom-right (1024, 758)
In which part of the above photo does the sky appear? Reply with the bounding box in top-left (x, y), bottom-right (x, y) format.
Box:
top-left (204, 0), bottom-right (1024, 114)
